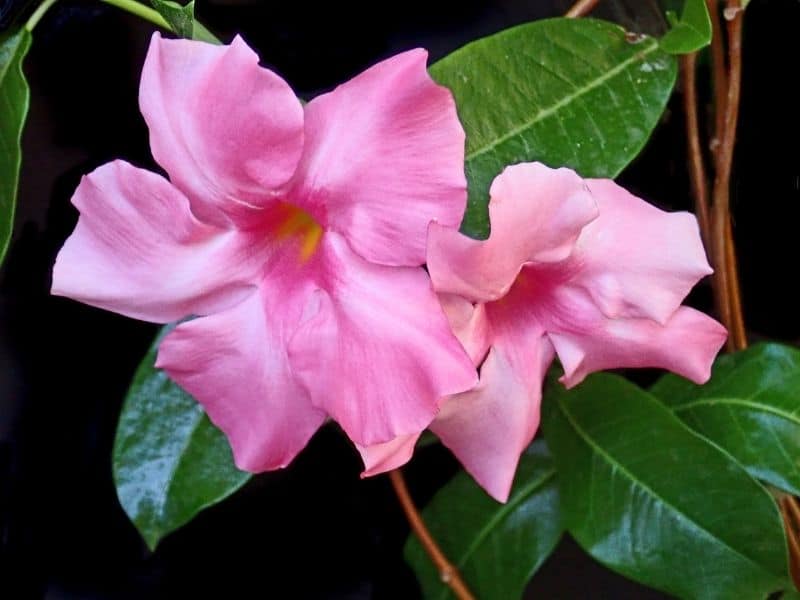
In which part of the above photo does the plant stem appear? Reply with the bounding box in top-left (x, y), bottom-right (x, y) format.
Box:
top-left (25, 0), bottom-right (60, 31)
top-left (706, 0), bottom-right (729, 156)
top-left (389, 470), bottom-right (476, 600)
top-left (711, 1), bottom-right (798, 589)
top-left (780, 495), bottom-right (800, 591)
top-left (725, 220), bottom-right (746, 349)
top-left (98, 0), bottom-right (173, 31)
top-left (680, 52), bottom-right (712, 247)
top-left (565, 0), bottom-right (601, 18)
top-left (710, 0), bottom-right (746, 351)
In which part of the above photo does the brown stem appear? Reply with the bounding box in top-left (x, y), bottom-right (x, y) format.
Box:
top-left (706, 0), bottom-right (729, 155)
top-left (565, 0), bottom-right (601, 18)
top-left (710, 0), bottom-right (746, 351)
top-left (680, 52), bottom-right (712, 247)
top-left (725, 219), bottom-right (747, 349)
top-left (714, 3), bottom-right (798, 589)
top-left (780, 496), bottom-right (800, 591)
top-left (389, 470), bottom-right (476, 600)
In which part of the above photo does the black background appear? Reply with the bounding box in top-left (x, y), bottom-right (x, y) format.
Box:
top-left (1, 0), bottom-right (799, 597)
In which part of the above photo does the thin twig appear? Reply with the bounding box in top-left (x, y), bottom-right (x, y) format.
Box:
top-left (781, 496), bottom-right (800, 591)
top-left (680, 52), bottom-right (712, 246)
top-left (714, 1), bottom-right (800, 587)
top-left (704, 0), bottom-right (735, 340)
top-left (25, 0), bottom-right (59, 30)
top-left (389, 470), bottom-right (476, 600)
top-left (565, 0), bottom-right (601, 18)
top-left (711, 0), bottom-right (746, 351)
top-left (98, 0), bottom-right (171, 30)
top-left (725, 220), bottom-right (747, 349)
top-left (706, 0), bottom-right (729, 155)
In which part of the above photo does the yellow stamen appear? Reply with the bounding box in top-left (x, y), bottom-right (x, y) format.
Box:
top-left (301, 223), bottom-right (323, 260)
top-left (275, 205), bottom-right (324, 261)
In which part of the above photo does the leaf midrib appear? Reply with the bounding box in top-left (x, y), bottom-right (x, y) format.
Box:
top-left (162, 412), bottom-right (251, 534)
top-left (149, 393), bottom-right (205, 541)
top-left (123, 372), bottom-right (205, 547)
top-left (672, 397), bottom-right (800, 426)
top-left (433, 468), bottom-right (557, 600)
top-left (556, 394), bottom-right (778, 576)
top-left (460, 469), bottom-right (556, 569)
top-left (0, 31), bottom-right (29, 261)
top-left (464, 39), bottom-right (661, 163)
top-left (0, 34), bottom-right (26, 85)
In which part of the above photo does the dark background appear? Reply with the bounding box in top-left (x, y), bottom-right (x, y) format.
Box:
top-left (1, 0), bottom-right (798, 597)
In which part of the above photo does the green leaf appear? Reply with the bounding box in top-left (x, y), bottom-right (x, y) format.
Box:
top-left (543, 373), bottom-right (789, 599)
top-left (150, 0), bottom-right (219, 43)
top-left (652, 343), bottom-right (800, 497)
top-left (416, 429), bottom-right (440, 449)
top-left (659, 0), bottom-right (713, 54)
top-left (0, 28), bottom-right (32, 266)
top-left (113, 325), bottom-right (250, 550)
top-left (404, 440), bottom-right (562, 600)
top-left (430, 18), bottom-right (677, 239)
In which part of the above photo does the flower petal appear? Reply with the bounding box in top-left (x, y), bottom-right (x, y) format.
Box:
top-left (51, 161), bottom-right (269, 323)
top-left (428, 163), bottom-right (597, 302)
top-left (571, 178), bottom-right (713, 323)
top-left (288, 233), bottom-right (477, 446)
top-left (357, 434), bottom-right (420, 477)
top-left (289, 49), bottom-right (466, 267)
top-left (156, 286), bottom-right (326, 472)
top-left (432, 324), bottom-right (555, 502)
top-left (550, 306), bottom-right (728, 388)
top-left (438, 293), bottom-right (491, 366)
top-left (140, 33), bottom-right (304, 226)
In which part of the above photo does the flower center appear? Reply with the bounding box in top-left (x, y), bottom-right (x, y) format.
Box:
top-left (274, 204), bottom-right (324, 261)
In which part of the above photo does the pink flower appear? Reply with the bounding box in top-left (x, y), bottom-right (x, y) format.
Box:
top-left (360, 162), bottom-right (727, 501)
top-left (52, 34), bottom-right (478, 471)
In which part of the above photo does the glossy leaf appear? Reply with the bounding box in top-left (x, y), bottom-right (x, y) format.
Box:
top-left (150, 0), bottom-right (219, 43)
top-left (405, 440), bottom-right (562, 600)
top-left (543, 373), bottom-right (790, 599)
top-left (113, 325), bottom-right (250, 550)
top-left (0, 28), bottom-right (31, 266)
top-left (659, 0), bottom-right (712, 54)
top-left (430, 18), bottom-right (677, 238)
top-left (652, 342), bottom-right (800, 497)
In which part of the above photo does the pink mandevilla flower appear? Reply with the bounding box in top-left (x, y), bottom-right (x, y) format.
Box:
top-left (360, 162), bottom-right (727, 502)
top-left (52, 34), bottom-right (479, 471)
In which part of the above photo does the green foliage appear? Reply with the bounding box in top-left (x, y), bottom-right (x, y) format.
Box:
top-left (0, 28), bottom-right (31, 266)
top-left (653, 342), bottom-right (800, 496)
top-left (113, 325), bottom-right (250, 550)
top-left (543, 373), bottom-right (790, 599)
top-left (404, 440), bottom-right (562, 600)
top-left (150, 0), bottom-right (219, 42)
top-left (660, 0), bottom-right (713, 54)
top-left (430, 18), bottom-right (677, 238)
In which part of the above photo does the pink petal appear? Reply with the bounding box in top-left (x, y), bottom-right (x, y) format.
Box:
top-left (357, 433), bottom-right (420, 477)
top-left (288, 233), bottom-right (477, 446)
top-left (428, 163), bottom-right (597, 302)
top-left (549, 306), bottom-right (728, 388)
top-left (571, 179), bottom-right (713, 324)
top-left (156, 285), bottom-right (326, 472)
top-left (51, 161), bottom-right (270, 323)
top-left (140, 34), bottom-right (304, 227)
top-left (432, 324), bottom-right (555, 502)
top-left (289, 49), bottom-right (466, 267)
top-left (438, 293), bottom-right (491, 366)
